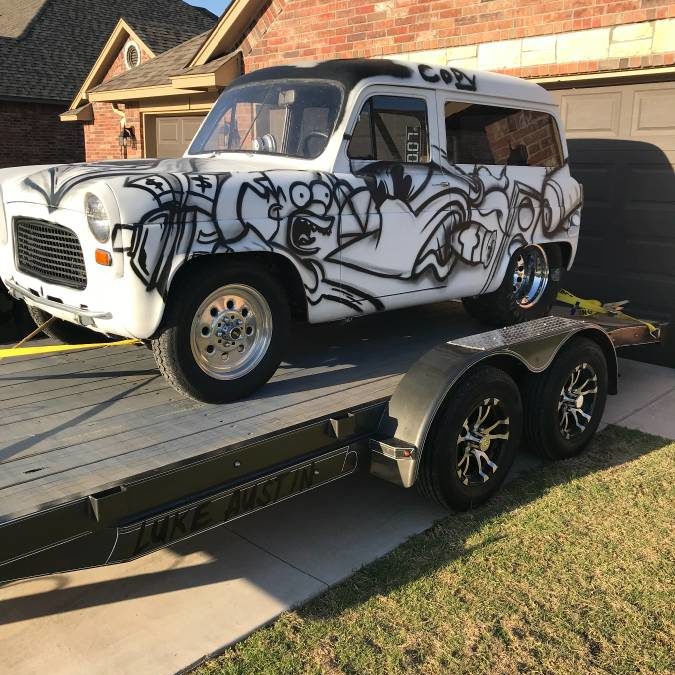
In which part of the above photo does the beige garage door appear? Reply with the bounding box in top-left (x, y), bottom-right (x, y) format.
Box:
top-left (155, 115), bottom-right (205, 158)
top-left (550, 80), bottom-right (675, 365)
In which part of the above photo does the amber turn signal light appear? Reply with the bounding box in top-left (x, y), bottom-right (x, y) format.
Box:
top-left (95, 249), bottom-right (112, 266)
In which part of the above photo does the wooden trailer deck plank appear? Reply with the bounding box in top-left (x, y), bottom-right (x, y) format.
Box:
top-left (0, 303), bottom-right (479, 523)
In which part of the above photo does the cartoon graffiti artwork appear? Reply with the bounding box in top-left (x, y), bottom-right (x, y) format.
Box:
top-left (14, 153), bottom-right (579, 318)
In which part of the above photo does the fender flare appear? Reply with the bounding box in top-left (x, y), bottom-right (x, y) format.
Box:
top-left (377, 316), bottom-right (618, 487)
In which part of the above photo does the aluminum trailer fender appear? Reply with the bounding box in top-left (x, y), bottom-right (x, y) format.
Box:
top-left (371, 316), bottom-right (618, 488)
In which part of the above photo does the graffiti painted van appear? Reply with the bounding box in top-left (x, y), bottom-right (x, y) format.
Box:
top-left (0, 59), bottom-right (582, 402)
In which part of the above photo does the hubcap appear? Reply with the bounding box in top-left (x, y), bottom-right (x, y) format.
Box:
top-left (456, 398), bottom-right (510, 486)
top-left (190, 284), bottom-right (272, 380)
top-left (558, 362), bottom-right (598, 440)
top-left (512, 245), bottom-right (549, 308)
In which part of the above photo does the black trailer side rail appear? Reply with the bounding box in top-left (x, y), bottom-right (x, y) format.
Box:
top-left (0, 312), bottom-right (664, 585)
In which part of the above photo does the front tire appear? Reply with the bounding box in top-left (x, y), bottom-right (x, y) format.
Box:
top-left (26, 305), bottom-right (112, 344)
top-left (151, 263), bottom-right (290, 403)
top-left (462, 244), bottom-right (562, 326)
top-left (418, 365), bottom-right (523, 510)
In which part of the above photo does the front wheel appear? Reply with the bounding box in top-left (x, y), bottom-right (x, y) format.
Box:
top-left (462, 244), bottom-right (562, 326)
top-left (151, 263), bottom-right (290, 403)
top-left (418, 365), bottom-right (523, 510)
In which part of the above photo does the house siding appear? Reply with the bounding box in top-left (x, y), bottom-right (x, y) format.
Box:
top-left (0, 101), bottom-right (84, 169)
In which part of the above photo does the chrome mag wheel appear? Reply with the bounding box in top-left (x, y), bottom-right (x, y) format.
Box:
top-left (558, 362), bottom-right (598, 440)
top-left (456, 398), bottom-right (510, 486)
top-left (512, 245), bottom-right (549, 308)
top-left (190, 284), bottom-right (273, 380)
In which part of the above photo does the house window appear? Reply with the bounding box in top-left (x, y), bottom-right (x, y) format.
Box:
top-left (348, 95), bottom-right (429, 163)
top-left (124, 42), bottom-right (140, 70)
top-left (444, 102), bottom-right (563, 168)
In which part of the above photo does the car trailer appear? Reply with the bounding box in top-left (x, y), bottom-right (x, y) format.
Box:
top-left (0, 304), bottom-right (663, 585)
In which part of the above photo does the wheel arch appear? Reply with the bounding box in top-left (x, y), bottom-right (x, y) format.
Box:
top-left (166, 251), bottom-right (308, 325)
top-left (376, 319), bottom-right (617, 488)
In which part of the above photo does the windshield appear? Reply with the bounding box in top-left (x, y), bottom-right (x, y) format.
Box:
top-left (189, 80), bottom-right (343, 159)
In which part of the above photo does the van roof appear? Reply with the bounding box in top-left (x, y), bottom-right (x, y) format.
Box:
top-left (234, 58), bottom-right (555, 108)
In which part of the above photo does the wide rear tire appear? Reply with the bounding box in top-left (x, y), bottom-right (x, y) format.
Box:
top-left (462, 244), bottom-right (563, 326)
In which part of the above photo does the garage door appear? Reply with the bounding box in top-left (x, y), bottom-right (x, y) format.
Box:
top-left (550, 80), bottom-right (675, 365)
top-left (155, 115), bottom-right (205, 158)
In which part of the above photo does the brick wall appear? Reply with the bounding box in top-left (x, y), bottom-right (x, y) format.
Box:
top-left (0, 101), bottom-right (84, 168)
top-left (242, 0), bottom-right (675, 74)
top-left (84, 40), bottom-right (151, 162)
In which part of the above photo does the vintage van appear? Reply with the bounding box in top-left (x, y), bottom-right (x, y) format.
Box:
top-left (0, 59), bottom-right (582, 402)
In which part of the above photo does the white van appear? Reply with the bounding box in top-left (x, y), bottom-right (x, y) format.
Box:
top-left (0, 58), bottom-right (582, 401)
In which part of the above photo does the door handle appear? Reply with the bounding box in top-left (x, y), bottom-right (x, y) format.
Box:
top-left (433, 181), bottom-right (450, 187)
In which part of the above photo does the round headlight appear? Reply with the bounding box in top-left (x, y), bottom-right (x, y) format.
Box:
top-left (85, 193), bottom-right (111, 243)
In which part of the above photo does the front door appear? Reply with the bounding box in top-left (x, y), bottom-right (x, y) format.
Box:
top-left (333, 88), bottom-right (451, 307)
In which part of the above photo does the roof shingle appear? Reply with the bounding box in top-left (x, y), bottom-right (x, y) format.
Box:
top-left (0, 0), bottom-right (217, 103)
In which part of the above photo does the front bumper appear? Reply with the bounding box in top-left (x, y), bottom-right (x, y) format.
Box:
top-left (5, 278), bottom-right (112, 325)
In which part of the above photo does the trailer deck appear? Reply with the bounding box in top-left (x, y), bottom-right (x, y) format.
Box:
top-left (0, 302), bottom-right (481, 526)
top-left (0, 300), bottom-right (663, 583)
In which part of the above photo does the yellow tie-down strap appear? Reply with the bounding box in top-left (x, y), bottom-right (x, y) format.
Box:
top-left (556, 289), bottom-right (660, 339)
top-left (0, 338), bottom-right (142, 360)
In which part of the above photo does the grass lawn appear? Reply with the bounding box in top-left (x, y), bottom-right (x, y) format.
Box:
top-left (197, 426), bottom-right (675, 675)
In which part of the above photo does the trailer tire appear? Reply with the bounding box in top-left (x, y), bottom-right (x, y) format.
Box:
top-left (26, 305), bottom-right (114, 344)
top-left (152, 262), bottom-right (290, 403)
top-left (462, 244), bottom-right (562, 326)
top-left (418, 365), bottom-right (522, 510)
top-left (523, 337), bottom-right (608, 460)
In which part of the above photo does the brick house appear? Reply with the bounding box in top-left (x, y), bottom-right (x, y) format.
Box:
top-left (0, 0), bottom-right (217, 170)
top-left (61, 1), bottom-right (675, 361)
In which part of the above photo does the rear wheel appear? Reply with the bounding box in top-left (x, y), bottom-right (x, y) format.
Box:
top-left (26, 305), bottom-right (112, 344)
top-left (418, 365), bottom-right (523, 510)
top-left (523, 337), bottom-right (608, 459)
top-left (151, 263), bottom-right (290, 403)
top-left (462, 244), bottom-right (562, 326)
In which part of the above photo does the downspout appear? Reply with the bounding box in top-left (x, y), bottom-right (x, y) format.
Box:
top-left (111, 104), bottom-right (127, 159)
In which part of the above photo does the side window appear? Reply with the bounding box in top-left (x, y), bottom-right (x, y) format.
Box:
top-left (444, 102), bottom-right (563, 168)
top-left (348, 95), bottom-right (429, 163)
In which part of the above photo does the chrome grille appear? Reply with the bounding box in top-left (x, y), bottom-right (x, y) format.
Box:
top-left (14, 218), bottom-right (87, 290)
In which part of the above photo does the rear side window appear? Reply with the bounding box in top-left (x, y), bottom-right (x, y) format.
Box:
top-left (348, 95), bottom-right (429, 163)
top-left (444, 102), bottom-right (563, 168)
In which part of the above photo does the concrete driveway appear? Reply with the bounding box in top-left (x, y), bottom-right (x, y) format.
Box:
top-left (0, 357), bottom-right (673, 675)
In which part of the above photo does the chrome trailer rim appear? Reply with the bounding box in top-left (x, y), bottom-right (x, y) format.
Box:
top-left (512, 245), bottom-right (550, 308)
top-left (190, 284), bottom-right (272, 380)
top-left (456, 398), bottom-right (510, 486)
top-left (558, 362), bottom-right (598, 440)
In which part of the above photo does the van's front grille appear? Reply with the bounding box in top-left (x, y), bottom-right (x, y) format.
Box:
top-left (14, 218), bottom-right (87, 290)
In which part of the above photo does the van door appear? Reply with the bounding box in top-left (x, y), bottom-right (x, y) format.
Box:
top-left (333, 86), bottom-right (452, 307)
top-left (438, 97), bottom-right (567, 298)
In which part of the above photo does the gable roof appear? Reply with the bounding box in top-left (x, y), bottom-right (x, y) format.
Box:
top-left (0, 0), bottom-right (217, 103)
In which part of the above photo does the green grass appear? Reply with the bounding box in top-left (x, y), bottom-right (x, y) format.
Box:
top-left (197, 426), bottom-right (675, 675)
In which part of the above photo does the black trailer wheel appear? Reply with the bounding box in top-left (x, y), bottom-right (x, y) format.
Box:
top-left (418, 365), bottom-right (523, 510)
top-left (26, 305), bottom-right (113, 344)
top-left (462, 244), bottom-right (563, 326)
top-left (151, 262), bottom-right (290, 403)
top-left (523, 337), bottom-right (608, 460)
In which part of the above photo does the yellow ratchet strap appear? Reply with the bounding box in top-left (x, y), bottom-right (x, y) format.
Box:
top-left (0, 316), bottom-right (142, 359)
top-left (556, 288), bottom-right (660, 339)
